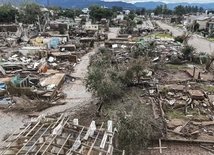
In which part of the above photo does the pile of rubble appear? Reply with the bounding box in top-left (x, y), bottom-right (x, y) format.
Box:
top-left (0, 114), bottom-right (125, 155)
top-left (103, 20), bottom-right (214, 146)
top-left (0, 19), bottom-right (102, 111)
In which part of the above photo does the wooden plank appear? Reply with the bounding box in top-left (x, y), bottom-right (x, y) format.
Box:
top-left (200, 145), bottom-right (214, 153)
top-left (83, 121), bottom-right (96, 140)
top-left (100, 132), bottom-right (107, 149)
top-left (24, 124), bottom-right (53, 155)
top-left (25, 115), bottom-right (64, 155)
top-left (66, 127), bottom-right (85, 154)
top-left (87, 122), bottom-right (104, 155)
top-left (122, 150), bottom-right (125, 155)
top-left (39, 117), bottom-right (69, 155)
top-left (56, 134), bottom-right (71, 155)
top-left (15, 124), bottom-right (45, 154)
top-left (159, 139), bottom-right (162, 154)
top-left (147, 139), bottom-right (167, 154)
top-left (0, 65), bottom-right (6, 75)
top-left (0, 123), bottom-right (32, 155)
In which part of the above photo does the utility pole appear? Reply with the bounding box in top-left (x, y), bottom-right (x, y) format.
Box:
top-left (47, 0), bottom-right (49, 6)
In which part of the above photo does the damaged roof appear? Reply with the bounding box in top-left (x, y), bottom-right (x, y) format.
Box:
top-left (0, 114), bottom-right (124, 155)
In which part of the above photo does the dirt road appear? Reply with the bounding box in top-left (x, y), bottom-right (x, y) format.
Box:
top-left (39, 49), bottom-right (96, 116)
top-left (156, 21), bottom-right (214, 54)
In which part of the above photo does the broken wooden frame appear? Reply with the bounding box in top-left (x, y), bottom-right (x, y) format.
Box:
top-left (0, 114), bottom-right (124, 155)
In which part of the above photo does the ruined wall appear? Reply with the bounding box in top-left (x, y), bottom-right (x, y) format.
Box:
top-left (0, 25), bottom-right (17, 32)
top-left (6, 82), bottom-right (35, 96)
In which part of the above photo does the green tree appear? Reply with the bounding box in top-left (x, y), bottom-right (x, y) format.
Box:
top-left (85, 47), bottom-right (124, 102)
top-left (63, 9), bottom-right (75, 20)
top-left (112, 6), bottom-right (123, 12)
top-left (193, 22), bottom-right (200, 32)
top-left (135, 9), bottom-right (141, 16)
top-left (118, 103), bottom-right (162, 154)
top-left (154, 5), bottom-right (163, 15)
top-left (193, 6), bottom-right (198, 13)
top-left (0, 4), bottom-right (18, 23)
top-left (141, 7), bottom-right (146, 15)
top-left (89, 5), bottom-right (113, 22)
top-left (199, 7), bottom-right (204, 13)
top-left (75, 9), bottom-right (83, 17)
top-left (19, 2), bottom-right (42, 24)
top-left (128, 13), bottom-right (135, 20)
top-left (163, 4), bottom-right (169, 15)
top-left (174, 5), bottom-right (186, 16)
top-left (182, 45), bottom-right (195, 60)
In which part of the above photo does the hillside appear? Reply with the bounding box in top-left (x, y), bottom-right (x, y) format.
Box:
top-left (37, 0), bottom-right (137, 9)
top-left (134, 1), bottom-right (214, 10)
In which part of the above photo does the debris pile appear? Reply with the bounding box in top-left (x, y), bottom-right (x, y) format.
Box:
top-left (0, 114), bottom-right (124, 155)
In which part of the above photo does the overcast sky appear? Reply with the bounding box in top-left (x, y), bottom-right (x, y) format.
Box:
top-left (103, 0), bottom-right (213, 3)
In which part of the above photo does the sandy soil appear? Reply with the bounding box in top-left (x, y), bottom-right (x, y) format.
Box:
top-left (156, 21), bottom-right (214, 54)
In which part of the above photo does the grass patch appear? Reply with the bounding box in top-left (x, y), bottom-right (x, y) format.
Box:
top-left (145, 33), bottom-right (173, 39)
top-left (166, 64), bottom-right (189, 71)
top-left (166, 108), bottom-right (208, 121)
top-left (170, 24), bottom-right (183, 29)
top-left (132, 37), bottom-right (141, 42)
top-left (206, 38), bottom-right (214, 42)
top-left (188, 109), bottom-right (208, 121)
top-left (166, 110), bottom-right (187, 120)
top-left (195, 82), bottom-right (214, 93)
top-left (199, 84), bottom-right (214, 93)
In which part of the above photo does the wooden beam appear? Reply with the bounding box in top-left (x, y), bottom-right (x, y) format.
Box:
top-left (41, 134), bottom-right (59, 155)
top-left (24, 123), bottom-right (53, 155)
top-left (56, 134), bottom-right (71, 155)
top-left (100, 132), bottom-right (108, 149)
top-left (16, 124), bottom-right (45, 155)
top-left (38, 117), bottom-right (69, 155)
top-left (0, 123), bottom-right (32, 155)
top-left (147, 139), bottom-right (167, 154)
top-left (122, 150), bottom-right (125, 155)
top-left (87, 122), bottom-right (104, 155)
top-left (66, 127), bottom-right (85, 154)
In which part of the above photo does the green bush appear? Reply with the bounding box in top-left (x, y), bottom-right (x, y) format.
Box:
top-left (182, 45), bottom-right (195, 60)
top-left (59, 27), bottom-right (65, 34)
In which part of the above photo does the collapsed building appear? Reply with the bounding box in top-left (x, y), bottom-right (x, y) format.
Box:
top-left (0, 16), bottom-right (109, 110)
top-left (0, 114), bottom-right (124, 155)
top-left (101, 18), bottom-right (214, 153)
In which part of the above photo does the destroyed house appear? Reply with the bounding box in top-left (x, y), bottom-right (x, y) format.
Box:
top-left (40, 73), bottom-right (65, 100)
top-left (0, 115), bottom-right (125, 155)
top-left (0, 24), bottom-right (17, 32)
top-left (59, 44), bottom-right (76, 52)
top-left (11, 74), bottom-right (30, 88)
top-left (84, 25), bottom-right (99, 31)
top-left (5, 74), bottom-right (35, 96)
top-left (50, 22), bottom-right (69, 30)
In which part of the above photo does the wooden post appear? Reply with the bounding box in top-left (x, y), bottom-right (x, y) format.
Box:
top-left (193, 67), bottom-right (196, 78)
top-left (148, 139), bottom-right (167, 154)
top-left (159, 139), bottom-right (162, 154)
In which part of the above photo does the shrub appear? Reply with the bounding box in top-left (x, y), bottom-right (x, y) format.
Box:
top-left (59, 27), bottom-right (65, 34)
top-left (137, 20), bottom-right (143, 24)
top-left (182, 45), bottom-right (195, 60)
top-left (174, 32), bottom-right (191, 44)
